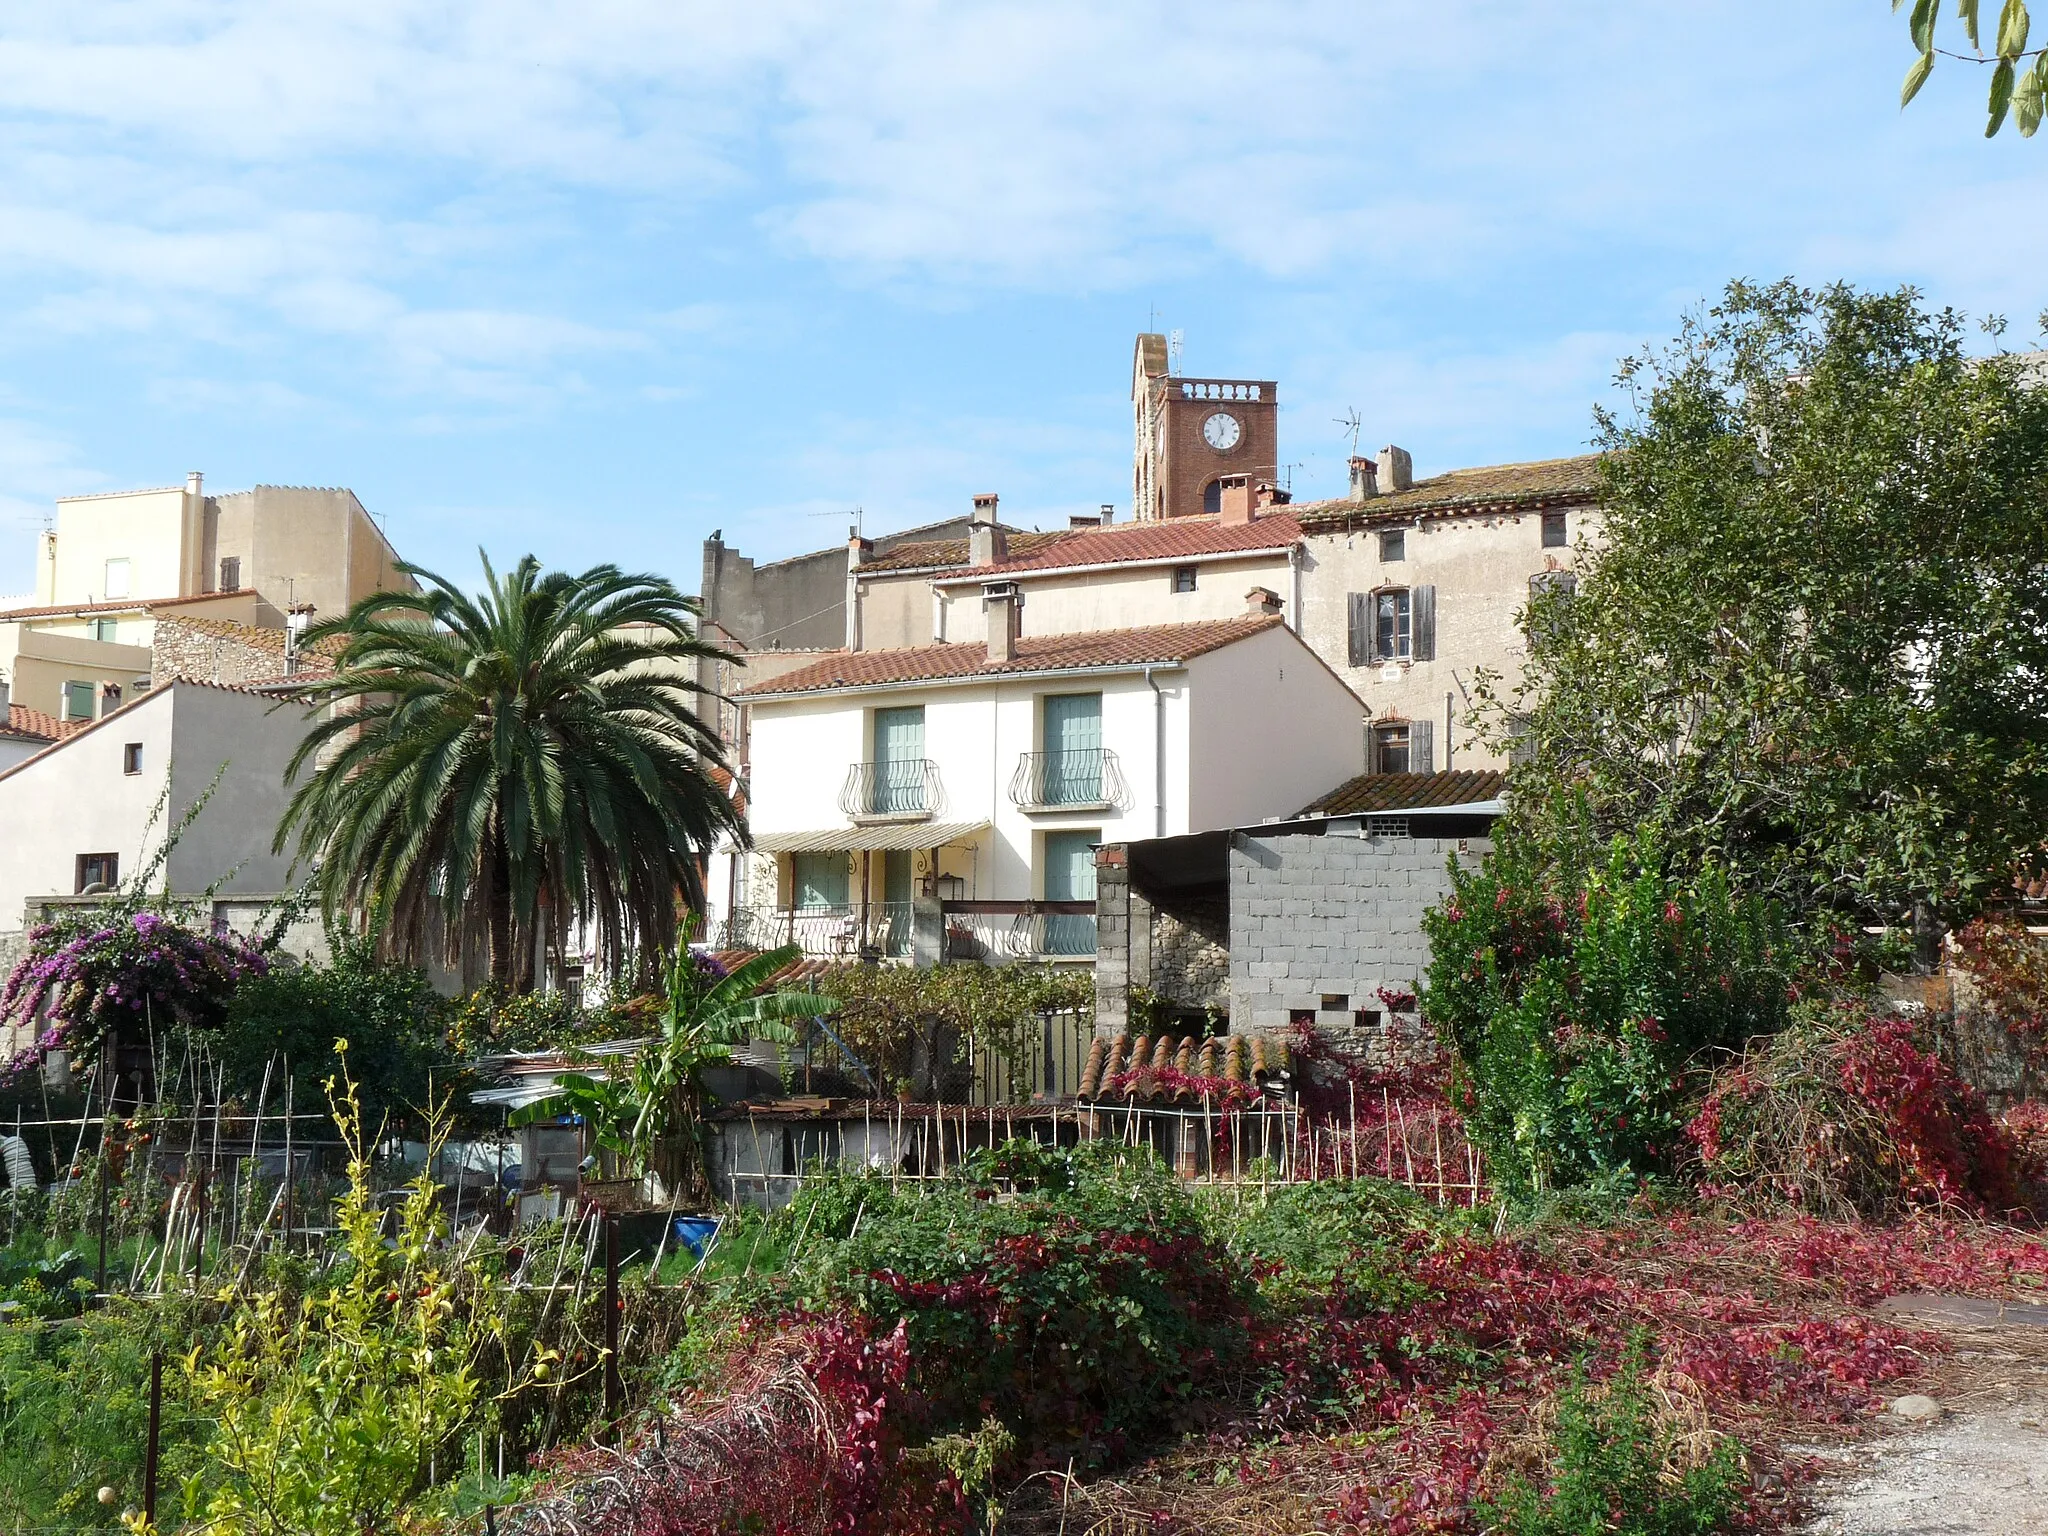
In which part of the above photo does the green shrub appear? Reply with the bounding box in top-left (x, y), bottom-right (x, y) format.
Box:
top-left (1423, 830), bottom-right (1792, 1200)
top-left (1481, 1352), bottom-right (1747, 1536)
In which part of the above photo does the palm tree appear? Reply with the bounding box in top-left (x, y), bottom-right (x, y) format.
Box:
top-left (535, 924), bottom-right (836, 1200)
top-left (275, 554), bottom-right (745, 990)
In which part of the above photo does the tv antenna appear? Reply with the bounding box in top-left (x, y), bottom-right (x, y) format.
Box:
top-left (1167, 330), bottom-right (1184, 374)
top-left (1280, 460), bottom-right (1303, 491)
top-left (809, 506), bottom-right (864, 537)
top-left (1336, 408), bottom-right (1363, 455)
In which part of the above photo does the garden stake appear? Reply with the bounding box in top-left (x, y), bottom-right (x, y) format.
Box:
top-left (603, 1214), bottom-right (622, 1439)
top-left (143, 1347), bottom-right (161, 1525)
top-left (96, 1149), bottom-right (109, 1292)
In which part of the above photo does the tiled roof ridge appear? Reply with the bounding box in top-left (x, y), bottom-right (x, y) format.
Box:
top-left (0, 588), bottom-right (258, 622)
top-left (855, 529), bottom-right (1067, 575)
top-left (735, 614), bottom-right (1285, 697)
top-left (1296, 768), bottom-right (1509, 817)
top-left (1294, 453), bottom-right (1604, 527)
top-left (5, 702), bottom-right (74, 742)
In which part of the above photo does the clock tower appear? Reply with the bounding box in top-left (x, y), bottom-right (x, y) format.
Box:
top-left (1130, 333), bottom-right (1280, 520)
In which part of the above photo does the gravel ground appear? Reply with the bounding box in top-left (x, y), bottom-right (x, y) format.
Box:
top-left (1802, 1306), bottom-right (2048, 1535)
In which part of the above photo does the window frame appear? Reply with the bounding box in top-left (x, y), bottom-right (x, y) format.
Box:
top-left (102, 558), bottom-right (130, 599)
top-left (1373, 721), bottom-right (1411, 774)
top-left (219, 555), bottom-right (242, 591)
top-left (91, 617), bottom-right (119, 643)
top-left (1373, 587), bottom-right (1413, 662)
top-left (1378, 528), bottom-right (1406, 562)
top-left (1541, 510), bottom-right (1568, 548)
top-left (75, 852), bottom-right (119, 893)
top-left (122, 742), bottom-right (144, 775)
top-left (1171, 564), bottom-right (1198, 594)
top-left (63, 680), bottom-right (96, 720)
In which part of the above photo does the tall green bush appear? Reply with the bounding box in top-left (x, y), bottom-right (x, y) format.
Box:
top-left (1423, 831), bottom-right (1792, 1200)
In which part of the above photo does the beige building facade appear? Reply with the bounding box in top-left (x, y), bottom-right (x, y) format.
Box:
top-left (0, 474), bottom-right (409, 723)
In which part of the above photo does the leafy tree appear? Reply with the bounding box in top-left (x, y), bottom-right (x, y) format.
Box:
top-left (535, 926), bottom-right (835, 1200)
top-left (1897, 0), bottom-right (2048, 137)
top-left (276, 555), bottom-right (745, 992)
top-left (1485, 281), bottom-right (2048, 950)
top-left (217, 934), bottom-right (446, 1138)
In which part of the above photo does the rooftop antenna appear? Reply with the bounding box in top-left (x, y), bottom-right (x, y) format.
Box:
top-left (1280, 461), bottom-right (1303, 491)
top-left (1167, 330), bottom-right (1184, 375)
top-left (808, 506), bottom-right (863, 537)
top-left (1336, 408), bottom-right (1363, 455)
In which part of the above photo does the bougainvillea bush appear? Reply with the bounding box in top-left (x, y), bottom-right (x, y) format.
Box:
top-left (0, 911), bottom-right (269, 1085)
top-left (1687, 1007), bottom-right (2024, 1219)
top-left (1422, 829), bottom-right (1794, 1200)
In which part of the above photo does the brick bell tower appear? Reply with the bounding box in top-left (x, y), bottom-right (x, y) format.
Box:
top-left (1131, 333), bottom-right (1280, 520)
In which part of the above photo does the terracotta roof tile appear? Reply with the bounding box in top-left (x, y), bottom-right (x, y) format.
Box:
top-left (856, 530), bottom-right (1066, 575)
top-left (1298, 769), bottom-right (1508, 816)
top-left (0, 588), bottom-right (257, 622)
top-left (940, 513), bottom-right (1302, 580)
top-left (735, 615), bottom-right (1285, 698)
top-left (5, 702), bottom-right (81, 742)
top-left (1294, 455), bottom-right (1603, 531)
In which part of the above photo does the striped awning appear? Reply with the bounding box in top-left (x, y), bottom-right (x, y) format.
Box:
top-left (751, 820), bottom-right (990, 854)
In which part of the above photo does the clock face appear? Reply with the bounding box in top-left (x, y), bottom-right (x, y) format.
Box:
top-left (1201, 411), bottom-right (1242, 452)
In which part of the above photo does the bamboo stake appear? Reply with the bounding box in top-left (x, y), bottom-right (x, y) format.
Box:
top-left (1394, 1095), bottom-right (1416, 1186)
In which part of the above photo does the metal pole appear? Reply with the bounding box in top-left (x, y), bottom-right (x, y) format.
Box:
top-left (144, 1349), bottom-right (162, 1525)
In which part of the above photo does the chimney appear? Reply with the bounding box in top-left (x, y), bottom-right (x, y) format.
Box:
top-left (1068, 511), bottom-right (1100, 529)
top-left (1349, 455), bottom-right (1378, 500)
top-left (1376, 445), bottom-right (1413, 494)
top-left (983, 580), bottom-right (1021, 663)
top-left (1218, 473), bottom-right (1254, 526)
top-left (968, 493), bottom-right (1006, 567)
top-left (845, 525), bottom-right (872, 649)
top-left (1099, 502), bottom-right (1115, 524)
top-left (186, 470), bottom-right (204, 497)
top-left (1245, 586), bottom-right (1283, 618)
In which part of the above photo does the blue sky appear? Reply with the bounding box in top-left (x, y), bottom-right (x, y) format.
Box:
top-left (0, 3), bottom-right (2041, 599)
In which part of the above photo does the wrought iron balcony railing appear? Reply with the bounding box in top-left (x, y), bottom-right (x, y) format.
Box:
top-left (838, 759), bottom-right (943, 820)
top-left (940, 901), bottom-right (1097, 963)
top-left (716, 904), bottom-right (913, 960)
top-left (1008, 748), bottom-right (1126, 811)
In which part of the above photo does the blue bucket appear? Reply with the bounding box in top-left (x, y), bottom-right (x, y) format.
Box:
top-left (673, 1216), bottom-right (721, 1259)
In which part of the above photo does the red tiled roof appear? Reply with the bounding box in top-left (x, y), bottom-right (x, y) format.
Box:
top-left (1298, 769), bottom-right (1508, 816)
top-left (1293, 455), bottom-right (1604, 531)
top-left (0, 588), bottom-right (257, 622)
top-left (734, 615), bottom-right (1285, 698)
top-left (856, 530), bottom-right (1067, 575)
top-left (5, 702), bottom-right (81, 742)
top-left (941, 513), bottom-right (1302, 580)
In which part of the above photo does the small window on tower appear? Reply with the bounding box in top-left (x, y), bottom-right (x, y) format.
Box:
top-left (1379, 529), bottom-right (1405, 562)
top-left (219, 556), bottom-right (241, 590)
top-left (1202, 480), bottom-right (1222, 515)
top-left (1541, 511), bottom-right (1567, 548)
top-left (1172, 565), bottom-right (1198, 594)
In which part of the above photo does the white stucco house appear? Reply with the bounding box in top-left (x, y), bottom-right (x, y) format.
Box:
top-left (716, 594), bottom-right (1366, 967)
top-left (0, 679), bottom-right (324, 965)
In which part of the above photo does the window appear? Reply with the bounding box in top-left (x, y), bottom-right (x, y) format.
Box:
top-left (1541, 510), bottom-right (1568, 548)
top-left (1379, 529), bottom-right (1405, 562)
top-left (1527, 570), bottom-right (1578, 650)
top-left (1038, 692), bottom-right (1104, 805)
top-left (1375, 589), bottom-right (1411, 661)
top-left (1373, 718), bottom-right (1436, 775)
top-left (103, 559), bottom-right (130, 599)
top-left (1320, 994), bottom-right (1349, 1012)
top-left (63, 680), bottom-right (96, 720)
top-left (1288, 1008), bottom-right (1317, 1029)
top-left (868, 705), bottom-right (927, 814)
top-left (1201, 480), bottom-right (1222, 515)
top-left (1041, 828), bottom-right (1099, 955)
top-left (75, 853), bottom-right (118, 893)
top-left (122, 742), bottom-right (143, 775)
top-left (1354, 1007), bottom-right (1383, 1033)
top-left (791, 852), bottom-right (849, 910)
top-left (219, 556), bottom-right (241, 590)
top-left (1172, 565), bottom-right (1198, 593)
top-left (91, 617), bottom-right (118, 643)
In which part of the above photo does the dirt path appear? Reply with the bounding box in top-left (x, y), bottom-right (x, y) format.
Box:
top-left (1802, 1300), bottom-right (2048, 1535)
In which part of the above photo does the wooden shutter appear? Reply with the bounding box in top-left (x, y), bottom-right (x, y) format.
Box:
top-left (1347, 592), bottom-right (1370, 666)
top-left (1410, 718), bottom-right (1435, 775)
top-left (1412, 584), bottom-right (1437, 662)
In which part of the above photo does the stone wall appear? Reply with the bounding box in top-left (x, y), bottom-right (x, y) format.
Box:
top-left (1149, 897), bottom-right (1227, 1016)
top-left (1228, 829), bottom-right (1484, 1059)
top-left (151, 615), bottom-right (305, 686)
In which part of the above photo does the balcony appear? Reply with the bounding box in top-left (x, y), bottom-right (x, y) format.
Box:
top-left (1008, 749), bottom-right (1127, 813)
top-left (717, 904), bottom-right (913, 961)
top-left (839, 760), bottom-right (944, 823)
top-left (941, 901), bottom-right (1097, 963)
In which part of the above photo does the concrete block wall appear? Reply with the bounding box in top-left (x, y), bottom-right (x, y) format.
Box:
top-left (1228, 831), bottom-right (1485, 1055)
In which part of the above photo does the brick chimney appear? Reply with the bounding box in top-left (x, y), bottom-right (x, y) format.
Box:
top-left (1376, 445), bottom-right (1413, 494)
top-left (1245, 586), bottom-right (1283, 618)
top-left (1348, 455), bottom-right (1378, 500)
top-left (968, 493), bottom-right (1006, 567)
top-left (1218, 473), bottom-right (1254, 526)
top-left (983, 580), bottom-right (1022, 663)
